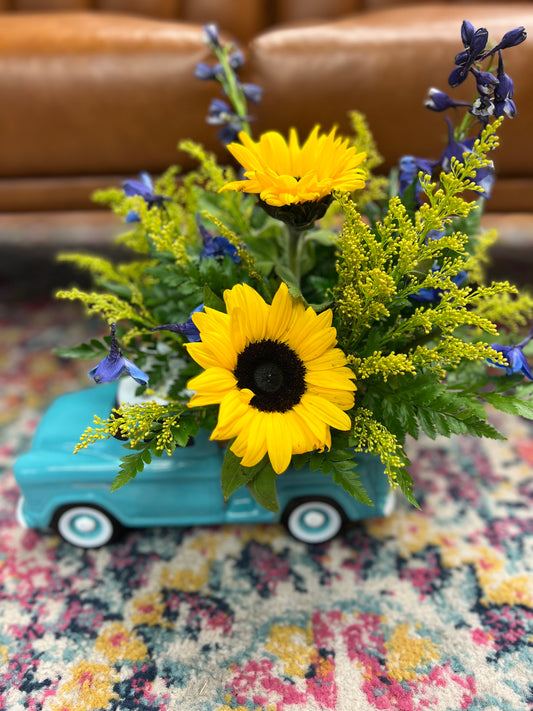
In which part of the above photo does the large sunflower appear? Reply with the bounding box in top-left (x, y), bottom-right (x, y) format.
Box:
top-left (219, 125), bottom-right (367, 209)
top-left (186, 282), bottom-right (356, 474)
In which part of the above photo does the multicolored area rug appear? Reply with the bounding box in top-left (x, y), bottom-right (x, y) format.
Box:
top-left (1, 298), bottom-right (532, 711)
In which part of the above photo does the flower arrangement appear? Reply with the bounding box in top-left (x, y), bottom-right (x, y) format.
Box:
top-left (56, 20), bottom-right (533, 513)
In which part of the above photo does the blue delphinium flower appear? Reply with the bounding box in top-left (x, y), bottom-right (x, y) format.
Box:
top-left (197, 214), bottom-right (240, 262)
top-left (486, 26), bottom-right (527, 55)
top-left (203, 24), bottom-right (220, 50)
top-left (440, 118), bottom-right (495, 196)
top-left (446, 21), bottom-right (525, 115)
top-left (240, 83), bottom-right (263, 105)
top-left (89, 324), bottom-right (149, 385)
top-left (194, 61), bottom-right (220, 81)
top-left (489, 326), bottom-right (533, 379)
top-left (122, 172), bottom-right (169, 222)
top-left (449, 20), bottom-right (489, 87)
top-left (398, 155), bottom-right (435, 206)
top-left (424, 87), bottom-right (471, 112)
top-left (195, 24), bottom-right (261, 145)
top-left (409, 266), bottom-right (468, 303)
top-left (494, 52), bottom-right (516, 118)
top-left (206, 99), bottom-right (250, 144)
top-left (152, 305), bottom-right (204, 343)
top-left (470, 67), bottom-right (499, 98)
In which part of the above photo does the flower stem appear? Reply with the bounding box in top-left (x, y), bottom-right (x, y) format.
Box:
top-left (215, 45), bottom-right (251, 136)
top-left (287, 225), bottom-right (304, 287)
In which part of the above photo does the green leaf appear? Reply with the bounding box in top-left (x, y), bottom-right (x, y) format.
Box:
top-left (483, 392), bottom-right (533, 419)
top-left (54, 339), bottom-right (109, 360)
top-left (309, 451), bottom-right (325, 472)
top-left (203, 283), bottom-right (226, 312)
top-left (274, 264), bottom-right (302, 298)
top-left (221, 446), bottom-right (260, 501)
top-left (110, 450), bottom-right (146, 491)
top-left (291, 453), bottom-right (309, 470)
top-left (417, 408), bottom-right (438, 439)
top-left (395, 467), bottom-right (419, 509)
top-left (456, 413), bottom-right (505, 440)
top-left (246, 461), bottom-right (279, 513)
top-left (331, 468), bottom-right (373, 506)
top-left (141, 449), bottom-right (152, 464)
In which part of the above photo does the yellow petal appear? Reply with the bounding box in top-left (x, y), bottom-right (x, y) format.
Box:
top-left (266, 412), bottom-right (294, 474)
top-left (267, 282), bottom-right (294, 340)
top-left (187, 367), bottom-right (236, 403)
top-left (300, 392), bottom-right (352, 431)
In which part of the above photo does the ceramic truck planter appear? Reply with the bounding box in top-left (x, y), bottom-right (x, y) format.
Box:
top-left (14, 383), bottom-right (394, 548)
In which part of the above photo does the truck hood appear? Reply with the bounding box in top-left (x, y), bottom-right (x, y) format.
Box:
top-left (31, 383), bottom-right (119, 451)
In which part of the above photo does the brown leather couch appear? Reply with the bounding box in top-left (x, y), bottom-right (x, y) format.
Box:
top-left (1, 0), bottom-right (532, 272)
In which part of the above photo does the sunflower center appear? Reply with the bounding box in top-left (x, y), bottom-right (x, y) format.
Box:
top-left (234, 339), bottom-right (306, 413)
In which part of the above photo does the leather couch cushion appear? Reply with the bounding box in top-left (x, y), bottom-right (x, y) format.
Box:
top-left (0, 13), bottom-right (226, 179)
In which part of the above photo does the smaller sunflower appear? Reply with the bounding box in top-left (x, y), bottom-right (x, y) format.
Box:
top-left (185, 282), bottom-right (356, 474)
top-left (220, 126), bottom-right (367, 229)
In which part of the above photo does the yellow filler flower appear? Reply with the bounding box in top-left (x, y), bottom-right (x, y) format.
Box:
top-left (186, 282), bottom-right (356, 474)
top-left (220, 125), bottom-right (367, 208)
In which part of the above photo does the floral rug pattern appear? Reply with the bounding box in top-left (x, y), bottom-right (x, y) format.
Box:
top-left (1, 300), bottom-right (532, 710)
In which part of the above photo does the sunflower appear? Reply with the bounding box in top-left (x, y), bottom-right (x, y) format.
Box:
top-left (186, 282), bottom-right (356, 474)
top-left (220, 125), bottom-right (367, 211)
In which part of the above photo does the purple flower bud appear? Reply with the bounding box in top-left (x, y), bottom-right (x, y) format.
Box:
top-left (229, 50), bottom-right (245, 70)
top-left (89, 324), bottom-right (149, 386)
top-left (469, 27), bottom-right (489, 57)
top-left (450, 22), bottom-right (488, 86)
top-left (461, 20), bottom-right (475, 46)
top-left (439, 118), bottom-right (495, 196)
top-left (152, 305), bottom-right (204, 343)
top-left (425, 87), bottom-right (470, 112)
top-left (489, 325), bottom-right (533, 379)
top-left (409, 267), bottom-right (468, 303)
top-left (470, 68), bottom-right (499, 96)
top-left (425, 88), bottom-right (454, 111)
top-left (497, 26), bottom-right (527, 50)
top-left (494, 52), bottom-right (516, 118)
top-left (398, 155), bottom-right (435, 206)
top-left (195, 62), bottom-right (217, 81)
top-left (206, 98), bottom-right (232, 125)
top-left (471, 95), bottom-right (495, 121)
top-left (122, 172), bottom-right (169, 208)
top-left (197, 214), bottom-right (240, 263)
top-left (448, 64), bottom-right (470, 88)
top-left (121, 172), bottom-right (170, 222)
top-left (203, 24), bottom-right (220, 49)
top-left (240, 82), bottom-right (263, 104)
top-left (217, 123), bottom-right (243, 145)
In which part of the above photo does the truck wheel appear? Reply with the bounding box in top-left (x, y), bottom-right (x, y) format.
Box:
top-left (283, 498), bottom-right (345, 544)
top-left (53, 505), bottom-right (120, 548)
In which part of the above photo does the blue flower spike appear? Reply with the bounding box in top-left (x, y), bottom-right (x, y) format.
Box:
top-left (122, 172), bottom-right (170, 222)
top-left (89, 324), bottom-right (149, 386)
top-left (489, 26), bottom-right (527, 55)
top-left (409, 266), bottom-right (468, 303)
top-left (206, 99), bottom-right (251, 145)
top-left (197, 214), bottom-right (240, 263)
top-left (490, 326), bottom-right (533, 380)
top-left (440, 117), bottom-right (495, 196)
top-left (203, 23), bottom-right (220, 49)
top-left (424, 87), bottom-right (471, 112)
top-left (494, 52), bottom-right (517, 119)
top-left (398, 155), bottom-right (435, 206)
top-left (152, 305), bottom-right (204, 343)
top-left (449, 21), bottom-right (489, 87)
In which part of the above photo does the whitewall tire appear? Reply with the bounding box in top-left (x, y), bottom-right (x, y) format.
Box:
top-left (55, 505), bottom-right (118, 548)
top-left (283, 499), bottom-right (345, 544)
